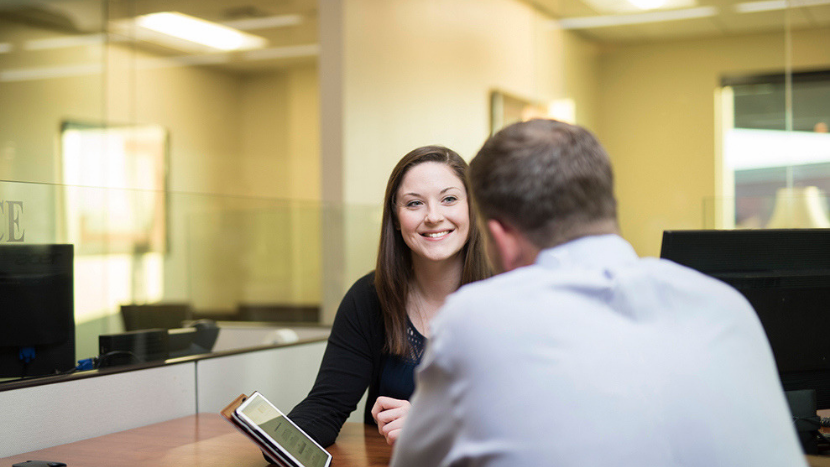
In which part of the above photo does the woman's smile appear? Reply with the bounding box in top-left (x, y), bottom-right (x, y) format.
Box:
top-left (421, 229), bottom-right (454, 239)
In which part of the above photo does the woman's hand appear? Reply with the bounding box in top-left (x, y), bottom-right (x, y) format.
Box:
top-left (371, 396), bottom-right (411, 445)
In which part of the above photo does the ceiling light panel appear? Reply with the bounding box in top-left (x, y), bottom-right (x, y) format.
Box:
top-left (735, 0), bottom-right (830, 12)
top-left (581, 0), bottom-right (698, 14)
top-left (554, 6), bottom-right (718, 29)
top-left (113, 12), bottom-right (268, 53)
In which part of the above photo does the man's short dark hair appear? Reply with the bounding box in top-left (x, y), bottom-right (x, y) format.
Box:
top-left (469, 119), bottom-right (617, 248)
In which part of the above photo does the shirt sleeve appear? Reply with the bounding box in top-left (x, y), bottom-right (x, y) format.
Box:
top-left (390, 313), bottom-right (459, 467)
top-left (287, 274), bottom-right (382, 447)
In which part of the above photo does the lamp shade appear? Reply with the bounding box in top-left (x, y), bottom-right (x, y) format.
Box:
top-left (766, 186), bottom-right (830, 229)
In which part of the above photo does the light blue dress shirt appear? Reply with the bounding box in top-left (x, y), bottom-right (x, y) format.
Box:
top-left (391, 234), bottom-right (805, 467)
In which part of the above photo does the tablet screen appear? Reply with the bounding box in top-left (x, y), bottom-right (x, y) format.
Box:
top-left (236, 392), bottom-right (330, 467)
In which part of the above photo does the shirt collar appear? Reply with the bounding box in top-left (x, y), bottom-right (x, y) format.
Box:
top-left (535, 234), bottom-right (639, 271)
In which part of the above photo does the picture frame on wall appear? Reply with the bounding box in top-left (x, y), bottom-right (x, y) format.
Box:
top-left (489, 89), bottom-right (550, 136)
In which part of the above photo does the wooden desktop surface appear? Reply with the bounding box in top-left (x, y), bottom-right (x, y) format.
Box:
top-left (0, 414), bottom-right (391, 467)
top-left (4, 412), bottom-right (830, 467)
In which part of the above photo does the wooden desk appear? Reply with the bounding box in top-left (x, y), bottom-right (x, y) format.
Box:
top-left (0, 414), bottom-right (391, 467)
top-left (4, 413), bottom-right (829, 467)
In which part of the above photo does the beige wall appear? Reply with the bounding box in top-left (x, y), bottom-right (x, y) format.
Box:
top-left (316, 0), bottom-right (594, 320)
top-left (597, 27), bottom-right (830, 258)
top-left (287, 65), bottom-right (322, 201)
top-left (340, 0), bottom-right (567, 206)
top-left (0, 20), bottom-right (103, 184)
top-left (562, 33), bottom-right (601, 133)
top-left (107, 45), bottom-right (244, 195)
top-left (238, 64), bottom-right (320, 201)
top-left (1, 27), bottom-right (319, 197)
top-left (165, 66), bottom-right (321, 311)
top-left (240, 72), bottom-right (290, 198)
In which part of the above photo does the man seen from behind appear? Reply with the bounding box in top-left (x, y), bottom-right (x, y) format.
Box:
top-left (390, 119), bottom-right (805, 467)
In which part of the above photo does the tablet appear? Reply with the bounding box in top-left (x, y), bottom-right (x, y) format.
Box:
top-left (226, 392), bottom-right (332, 467)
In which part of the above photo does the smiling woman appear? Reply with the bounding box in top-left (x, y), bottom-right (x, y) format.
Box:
top-left (376, 146), bottom-right (490, 355)
top-left (284, 146), bottom-right (491, 449)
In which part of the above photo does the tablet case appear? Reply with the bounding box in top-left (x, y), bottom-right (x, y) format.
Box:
top-left (221, 393), bottom-right (285, 466)
top-left (219, 393), bottom-right (248, 421)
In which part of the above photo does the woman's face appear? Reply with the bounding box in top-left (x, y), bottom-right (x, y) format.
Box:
top-left (395, 161), bottom-right (470, 264)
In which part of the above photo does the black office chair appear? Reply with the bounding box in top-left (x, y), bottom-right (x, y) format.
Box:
top-left (237, 303), bottom-right (320, 323)
top-left (120, 303), bottom-right (193, 331)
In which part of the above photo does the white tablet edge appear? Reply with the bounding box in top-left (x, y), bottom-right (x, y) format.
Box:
top-left (234, 392), bottom-right (332, 467)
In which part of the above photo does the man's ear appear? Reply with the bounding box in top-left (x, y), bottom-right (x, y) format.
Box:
top-left (486, 219), bottom-right (538, 272)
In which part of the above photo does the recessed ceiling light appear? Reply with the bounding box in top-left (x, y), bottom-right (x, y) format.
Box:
top-left (735, 0), bottom-right (830, 12)
top-left (553, 6), bottom-right (718, 29)
top-left (628, 0), bottom-right (668, 9)
top-left (113, 12), bottom-right (268, 53)
top-left (580, 0), bottom-right (697, 14)
top-left (734, 0), bottom-right (787, 11)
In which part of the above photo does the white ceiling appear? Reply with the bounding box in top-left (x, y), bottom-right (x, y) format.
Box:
top-left (112, 0), bottom-right (830, 52)
top-left (525, 0), bottom-right (830, 43)
top-left (2, 0), bottom-right (828, 74)
top-left (127, 0), bottom-right (829, 47)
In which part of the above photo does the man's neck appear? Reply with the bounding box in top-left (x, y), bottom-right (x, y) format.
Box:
top-left (543, 218), bottom-right (620, 251)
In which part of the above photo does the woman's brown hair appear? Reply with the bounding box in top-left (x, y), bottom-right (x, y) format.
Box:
top-left (374, 145), bottom-right (491, 356)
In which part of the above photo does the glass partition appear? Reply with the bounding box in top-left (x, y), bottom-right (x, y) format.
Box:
top-left (0, 0), bottom-right (106, 185)
top-left (0, 179), bottom-right (381, 379)
top-left (716, 72), bottom-right (830, 229)
top-left (704, 190), bottom-right (830, 230)
top-left (0, 0), bottom-right (328, 380)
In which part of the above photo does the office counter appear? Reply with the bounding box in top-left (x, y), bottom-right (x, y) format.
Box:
top-left (0, 339), bottom-right (333, 458)
top-left (0, 414), bottom-right (391, 467)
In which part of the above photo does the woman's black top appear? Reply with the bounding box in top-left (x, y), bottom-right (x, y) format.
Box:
top-left (287, 271), bottom-right (426, 447)
top-left (379, 321), bottom-right (425, 401)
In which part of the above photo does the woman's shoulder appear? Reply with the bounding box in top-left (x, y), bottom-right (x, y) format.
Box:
top-left (345, 271), bottom-right (378, 299)
top-left (332, 271), bottom-right (385, 343)
top-left (337, 271), bottom-right (382, 320)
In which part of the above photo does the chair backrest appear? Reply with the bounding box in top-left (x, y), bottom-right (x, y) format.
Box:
top-left (121, 303), bottom-right (192, 331)
top-left (237, 304), bottom-right (319, 323)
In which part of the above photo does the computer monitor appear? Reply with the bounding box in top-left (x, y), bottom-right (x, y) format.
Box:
top-left (0, 244), bottom-right (75, 379)
top-left (660, 229), bottom-right (830, 408)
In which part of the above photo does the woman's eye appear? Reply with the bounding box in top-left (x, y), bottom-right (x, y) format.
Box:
top-left (406, 200), bottom-right (423, 208)
top-left (443, 196), bottom-right (458, 203)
